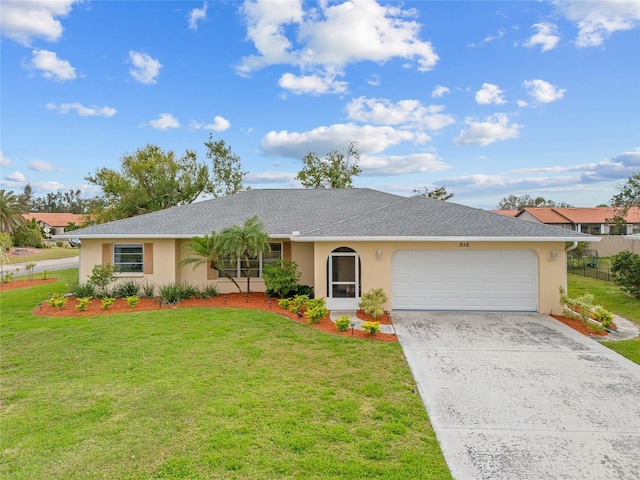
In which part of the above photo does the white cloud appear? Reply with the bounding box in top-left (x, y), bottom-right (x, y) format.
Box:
top-left (28, 160), bottom-right (57, 172)
top-left (359, 153), bottom-right (451, 176)
top-left (453, 113), bottom-right (522, 146)
top-left (5, 171), bottom-right (26, 182)
top-left (237, 0), bottom-right (438, 80)
top-left (147, 113), bottom-right (180, 130)
top-left (245, 171), bottom-right (297, 184)
top-left (261, 123), bottom-right (428, 159)
top-left (0, 0), bottom-right (79, 46)
top-left (475, 83), bottom-right (507, 105)
top-left (524, 22), bottom-right (561, 52)
top-left (431, 85), bottom-right (450, 98)
top-left (129, 51), bottom-right (162, 84)
top-left (190, 116), bottom-right (231, 132)
top-left (523, 79), bottom-right (566, 103)
top-left (555, 0), bottom-right (640, 47)
top-left (278, 72), bottom-right (348, 95)
top-left (367, 74), bottom-right (381, 86)
top-left (46, 102), bottom-right (117, 117)
top-left (0, 151), bottom-right (11, 167)
top-left (346, 97), bottom-right (454, 131)
top-left (188, 2), bottom-right (208, 30)
top-left (26, 49), bottom-right (76, 81)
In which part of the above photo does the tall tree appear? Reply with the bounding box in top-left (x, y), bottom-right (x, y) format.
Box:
top-left (496, 194), bottom-right (572, 210)
top-left (204, 135), bottom-right (249, 197)
top-left (219, 216), bottom-right (270, 293)
top-left (181, 232), bottom-right (242, 293)
top-left (611, 172), bottom-right (640, 215)
top-left (18, 183), bottom-right (33, 212)
top-left (0, 190), bottom-right (26, 234)
top-left (86, 144), bottom-right (210, 222)
top-left (413, 186), bottom-right (454, 201)
top-left (296, 141), bottom-right (362, 189)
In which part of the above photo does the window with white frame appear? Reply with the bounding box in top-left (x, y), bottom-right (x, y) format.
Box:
top-left (114, 244), bottom-right (144, 273)
top-left (221, 242), bottom-right (282, 278)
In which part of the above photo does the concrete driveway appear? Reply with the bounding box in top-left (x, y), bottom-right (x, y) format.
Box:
top-left (393, 312), bottom-right (640, 480)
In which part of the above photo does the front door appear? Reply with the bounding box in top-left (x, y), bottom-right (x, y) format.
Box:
top-left (327, 251), bottom-right (360, 310)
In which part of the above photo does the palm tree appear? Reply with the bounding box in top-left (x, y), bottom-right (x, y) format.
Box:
top-left (181, 232), bottom-right (242, 293)
top-left (0, 189), bottom-right (26, 234)
top-left (219, 216), bottom-right (270, 293)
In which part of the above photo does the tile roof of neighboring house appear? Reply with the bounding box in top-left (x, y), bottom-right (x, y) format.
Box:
top-left (57, 188), bottom-right (591, 241)
top-left (488, 210), bottom-right (519, 217)
top-left (516, 207), bottom-right (640, 224)
top-left (22, 213), bottom-right (83, 227)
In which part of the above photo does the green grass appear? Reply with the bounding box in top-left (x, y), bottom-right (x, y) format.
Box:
top-left (6, 245), bottom-right (79, 263)
top-left (568, 273), bottom-right (640, 363)
top-left (0, 270), bottom-right (451, 479)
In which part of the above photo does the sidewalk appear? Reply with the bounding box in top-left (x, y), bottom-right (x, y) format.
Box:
top-left (4, 257), bottom-right (79, 274)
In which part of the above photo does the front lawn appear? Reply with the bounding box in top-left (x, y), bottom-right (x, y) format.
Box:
top-left (0, 270), bottom-right (451, 479)
top-left (568, 273), bottom-right (640, 364)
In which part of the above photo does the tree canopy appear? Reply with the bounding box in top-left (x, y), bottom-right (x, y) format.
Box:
top-left (496, 194), bottom-right (573, 210)
top-left (413, 186), bottom-right (454, 201)
top-left (0, 189), bottom-right (26, 234)
top-left (611, 172), bottom-right (640, 215)
top-left (295, 141), bottom-right (362, 189)
top-left (219, 216), bottom-right (270, 294)
top-left (181, 232), bottom-right (242, 293)
top-left (86, 144), bottom-right (210, 222)
top-left (205, 135), bottom-right (249, 197)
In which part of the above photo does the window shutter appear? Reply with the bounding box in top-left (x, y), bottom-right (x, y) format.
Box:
top-left (283, 241), bottom-right (292, 260)
top-left (207, 263), bottom-right (218, 280)
top-left (102, 243), bottom-right (112, 265)
top-left (144, 243), bottom-right (154, 274)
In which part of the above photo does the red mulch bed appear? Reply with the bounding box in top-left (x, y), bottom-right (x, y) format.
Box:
top-left (551, 315), bottom-right (608, 337)
top-left (33, 292), bottom-right (398, 342)
top-left (1, 278), bottom-right (58, 291)
top-left (356, 309), bottom-right (392, 324)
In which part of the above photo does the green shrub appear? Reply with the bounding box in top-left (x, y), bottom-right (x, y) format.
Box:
top-left (304, 298), bottom-right (327, 324)
top-left (114, 280), bottom-right (141, 298)
top-left (592, 305), bottom-right (614, 327)
top-left (180, 283), bottom-right (200, 300)
top-left (25, 262), bottom-right (37, 280)
top-left (359, 288), bottom-right (388, 319)
top-left (157, 282), bottom-right (198, 304)
top-left (263, 260), bottom-right (302, 298)
top-left (1, 272), bottom-right (14, 284)
top-left (48, 293), bottom-right (67, 309)
top-left (612, 251), bottom-right (640, 298)
top-left (197, 283), bottom-right (219, 299)
top-left (40, 270), bottom-right (49, 280)
top-left (335, 315), bottom-right (351, 332)
top-left (290, 294), bottom-right (310, 313)
top-left (88, 264), bottom-right (118, 296)
top-left (294, 285), bottom-right (314, 298)
top-left (361, 321), bottom-right (381, 335)
top-left (101, 297), bottom-right (115, 310)
top-left (55, 240), bottom-right (64, 247)
top-left (141, 282), bottom-right (156, 298)
top-left (587, 322), bottom-right (605, 334)
top-left (70, 281), bottom-right (96, 298)
top-left (75, 297), bottom-right (92, 311)
top-left (126, 295), bottom-right (140, 308)
top-left (278, 298), bottom-right (291, 310)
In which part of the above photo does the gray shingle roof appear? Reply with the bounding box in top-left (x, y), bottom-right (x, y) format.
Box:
top-left (60, 188), bottom-right (591, 241)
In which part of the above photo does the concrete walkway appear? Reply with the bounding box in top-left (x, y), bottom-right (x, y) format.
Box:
top-left (393, 312), bottom-right (640, 480)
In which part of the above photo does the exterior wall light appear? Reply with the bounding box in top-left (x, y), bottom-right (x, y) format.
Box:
top-left (376, 249), bottom-right (382, 261)
top-left (550, 250), bottom-right (557, 261)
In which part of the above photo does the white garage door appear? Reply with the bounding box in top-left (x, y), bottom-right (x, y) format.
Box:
top-left (392, 250), bottom-right (538, 311)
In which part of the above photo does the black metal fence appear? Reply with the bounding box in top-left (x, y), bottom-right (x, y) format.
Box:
top-left (567, 258), bottom-right (614, 282)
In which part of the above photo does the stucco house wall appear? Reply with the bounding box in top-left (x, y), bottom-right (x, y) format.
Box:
top-left (310, 240), bottom-right (568, 315)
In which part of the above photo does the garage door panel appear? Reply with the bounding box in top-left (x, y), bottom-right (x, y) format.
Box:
top-left (392, 250), bottom-right (538, 311)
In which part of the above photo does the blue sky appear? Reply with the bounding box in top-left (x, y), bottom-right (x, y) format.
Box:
top-left (1, 0), bottom-right (639, 209)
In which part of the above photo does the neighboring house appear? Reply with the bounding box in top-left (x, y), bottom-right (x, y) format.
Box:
top-left (495, 207), bottom-right (640, 256)
top-left (22, 213), bottom-right (84, 237)
top-left (57, 189), bottom-right (593, 314)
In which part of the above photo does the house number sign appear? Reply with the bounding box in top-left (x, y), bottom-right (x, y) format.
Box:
top-left (459, 242), bottom-right (470, 248)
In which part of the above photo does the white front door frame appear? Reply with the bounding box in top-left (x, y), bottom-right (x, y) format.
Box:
top-left (326, 251), bottom-right (360, 310)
